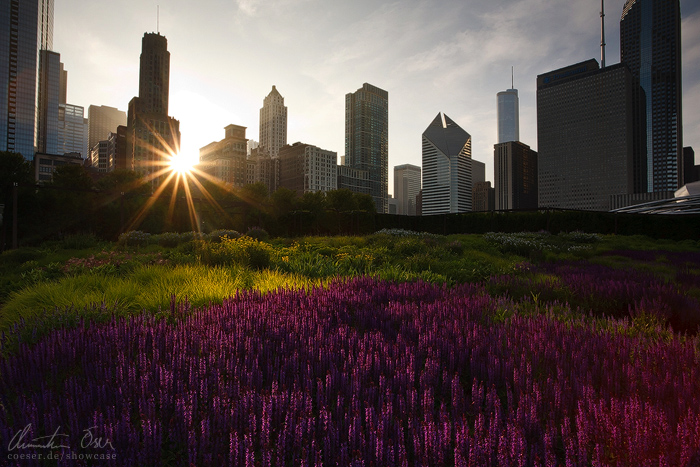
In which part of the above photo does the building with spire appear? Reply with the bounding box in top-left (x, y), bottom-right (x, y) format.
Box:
top-left (421, 113), bottom-right (473, 215)
top-left (344, 83), bottom-right (388, 213)
top-left (1, 0), bottom-right (54, 159)
top-left (497, 88), bottom-right (519, 144)
top-left (620, 0), bottom-right (682, 192)
top-left (259, 86), bottom-right (287, 158)
top-left (126, 32), bottom-right (180, 181)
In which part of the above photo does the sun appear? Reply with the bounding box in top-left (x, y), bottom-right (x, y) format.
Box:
top-left (169, 153), bottom-right (196, 174)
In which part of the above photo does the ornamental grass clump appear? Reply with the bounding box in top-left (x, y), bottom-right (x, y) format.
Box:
top-left (1, 278), bottom-right (698, 466)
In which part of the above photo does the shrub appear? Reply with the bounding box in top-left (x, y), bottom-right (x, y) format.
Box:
top-left (245, 227), bottom-right (270, 242)
top-left (62, 232), bottom-right (100, 249)
top-left (208, 229), bottom-right (241, 242)
top-left (154, 232), bottom-right (183, 248)
top-left (117, 230), bottom-right (151, 247)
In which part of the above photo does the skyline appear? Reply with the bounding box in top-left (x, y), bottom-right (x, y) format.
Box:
top-left (54, 0), bottom-right (700, 195)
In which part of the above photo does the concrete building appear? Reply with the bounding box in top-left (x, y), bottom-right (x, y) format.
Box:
top-left (0, 0), bottom-right (54, 159)
top-left (34, 152), bottom-right (84, 183)
top-left (394, 164), bottom-right (421, 215)
top-left (88, 105), bottom-right (127, 154)
top-left (421, 112), bottom-right (473, 215)
top-left (126, 33), bottom-right (181, 183)
top-left (259, 86), bottom-right (287, 158)
top-left (90, 132), bottom-right (117, 173)
top-left (345, 83), bottom-right (388, 213)
top-left (494, 141), bottom-right (538, 210)
top-left (113, 125), bottom-right (128, 171)
top-left (537, 60), bottom-right (635, 211)
top-left (199, 124), bottom-right (248, 187)
top-left (278, 142), bottom-right (337, 195)
top-left (247, 147), bottom-right (279, 194)
top-left (472, 181), bottom-right (495, 212)
top-left (497, 88), bottom-right (519, 143)
top-left (620, 0), bottom-right (683, 192)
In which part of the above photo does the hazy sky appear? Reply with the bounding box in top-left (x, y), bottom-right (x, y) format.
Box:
top-left (55, 0), bottom-right (700, 193)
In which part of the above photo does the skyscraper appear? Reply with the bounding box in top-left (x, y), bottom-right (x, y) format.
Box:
top-left (88, 105), bottom-right (127, 154)
top-left (37, 50), bottom-right (61, 155)
top-left (345, 83), bottom-right (388, 213)
top-left (126, 33), bottom-right (180, 181)
top-left (259, 86), bottom-right (287, 158)
top-left (497, 88), bottom-right (519, 144)
top-left (421, 113), bottom-right (473, 215)
top-left (199, 125), bottom-right (248, 187)
top-left (394, 164), bottom-right (421, 215)
top-left (494, 141), bottom-right (538, 210)
top-left (57, 103), bottom-right (88, 157)
top-left (537, 59), bottom-right (635, 211)
top-left (620, 0), bottom-right (682, 191)
top-left (1, 0), bottom-right (54, 159)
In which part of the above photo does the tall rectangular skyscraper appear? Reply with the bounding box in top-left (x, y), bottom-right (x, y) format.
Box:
top-left (259, 86), bottom-right (287, 158)
top-left (345, 83), bottom-right (388, 213)
top-left (620, 0), bottom-right (682, 191)
top-left (0, 0), bottom-right (54, 159)
top-left (126, 33), bottom-right (180, 181)
top-left (421, 113), bottom-right (472, 215)
top-left (494, 141), bottom-right (538, 210)
top-left (537, 60), bottom-right (635, 211)
top-left (497, 89), bottom-right (519, 144)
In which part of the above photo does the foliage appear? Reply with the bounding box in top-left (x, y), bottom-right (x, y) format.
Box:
top-left (117, 230), bottom-right (151, 247)
top-left (245, 226), bottom-right (270, 242)
top-left (1, 278), bottom-right (699, 465)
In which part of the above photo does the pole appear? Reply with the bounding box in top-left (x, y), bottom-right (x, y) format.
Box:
top-left (12, 182), bottom-right (18, 249)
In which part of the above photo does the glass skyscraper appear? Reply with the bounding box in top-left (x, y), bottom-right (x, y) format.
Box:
top-left (497, 89), bottom-right (519, 144)
top-left (620, 0), bottom-right (682, 192)
top-left (345, 83), bottom-right (388, 213)
top-left (1, 0), bottom-right (54, 159)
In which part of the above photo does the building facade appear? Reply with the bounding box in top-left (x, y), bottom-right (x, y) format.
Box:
top-left (472, 181), bottom-right (495, 212)
top-left (57, 103), bottom-right (88, 157)
top-left (394, 164), bottom-right (421, 216)
top-left (497, 88), bottom-right (519, 143)
top-left (494, 141), bottom-right (538, 210)
top-left (126, 33), bottom-right (181, 183)
top-left (37, 50), bottom-right (60, 155)
top-left (88, 105), bottom-right (127, 154)
top-left (1, 0), bottom-right (54, 159)
top-left (537, 60), bottom-right (635, 211)
top-left (90, 132), bottom-right (117, 173)
top-left (421, 113), bottom-right (473, 215)
top-left (345, 83), bottom-right (388, 213)
top-left (199, 124), bottom-right (248, 187)
top-left (247, 147), bottom-right (279, 194)
top-left (34, 152), bottom-right (83, 183)
top-left (259, 86), bottom-right (287, 158)
top-left (620, 0), bottom-right (682, 192)
top-left (278, 142), bottom-right (337, 195)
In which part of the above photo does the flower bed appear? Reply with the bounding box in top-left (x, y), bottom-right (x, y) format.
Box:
top-left (2, 278), bottom-right (698, 466)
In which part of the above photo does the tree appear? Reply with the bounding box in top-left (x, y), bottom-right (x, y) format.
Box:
top-left (0, 152), bottom-right (34, 249)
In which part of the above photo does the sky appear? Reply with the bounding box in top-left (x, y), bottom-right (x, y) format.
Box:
top-left (55, 0), bottom-right (700, 195)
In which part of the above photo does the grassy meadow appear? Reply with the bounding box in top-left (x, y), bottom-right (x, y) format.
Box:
top-left (1, 229), bottom-right (699, 465)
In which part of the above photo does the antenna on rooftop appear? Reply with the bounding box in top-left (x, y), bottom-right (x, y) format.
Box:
top-left (600, 0), bottom-right (606, 67)
top-left (157, 5), bottom-right (160, 34)
top-left (511, 66), bottom-right (514, 89)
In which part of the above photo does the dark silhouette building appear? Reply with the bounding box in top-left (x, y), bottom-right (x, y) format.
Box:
top-left (537, 60), bottom-right (635, 211)
top-left (126, 33), bottom-right (180, 184)
top-left (494, 141), bottom-right (537, 210)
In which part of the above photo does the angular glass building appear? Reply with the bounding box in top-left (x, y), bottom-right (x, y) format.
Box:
top-left (620, 0), bottom-right (682, 192)
top-left (421, 113), bottom-right (472, 215)
top-left (345, 83), bottom-right (388, 213)
top-left (0, 0), bottom-right (54, 159)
